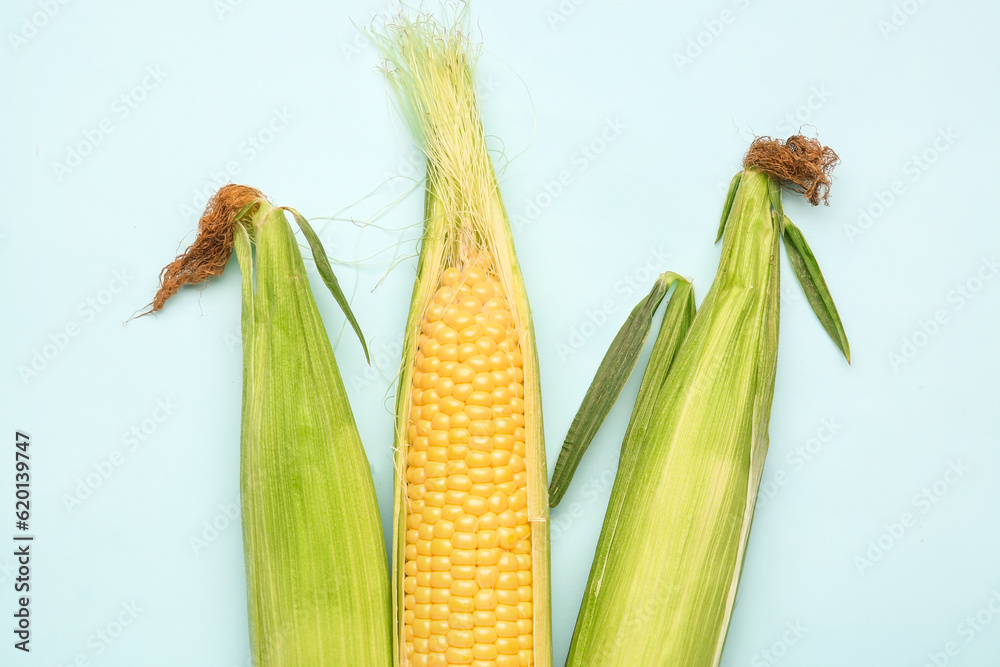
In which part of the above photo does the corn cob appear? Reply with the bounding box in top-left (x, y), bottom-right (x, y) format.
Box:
top-left (552, 137), bottom-right (847, 666)
top-left (374, 11), bottom-right (551, 667)
top-left (146, 185), bottom-right (392, 666)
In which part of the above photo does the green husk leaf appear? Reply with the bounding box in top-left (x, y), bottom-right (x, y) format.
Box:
top-left (716, 172), bottom-right (742, 243)
top-left (287, 207), bottom-right (370, 363)
top-left (549, 272), bottom-right (689, 507)
top-left (767, 175), bottom-right (785, 222)
top-left (615, 277), bottom-right (696, 468)
top-left (557, 276), bottom-right (697, 660)
top-left (239, 205), bottom-right (391, 666)
top-left (782, 216), bottom-right (851, 362)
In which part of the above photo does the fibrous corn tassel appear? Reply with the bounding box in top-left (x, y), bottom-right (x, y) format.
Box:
top-left (374, 10), bottom-right (551, 667)
top-left (146, 185), bottom-right (392, 666)
top-left (554, 137), bottom-right (848, 666)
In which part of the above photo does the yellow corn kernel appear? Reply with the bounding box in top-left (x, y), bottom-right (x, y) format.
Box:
top-left (473, 641), bottom-right (498, 659)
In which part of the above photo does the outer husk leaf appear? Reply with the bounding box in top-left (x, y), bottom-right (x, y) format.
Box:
top-left (716, 172), bottom-right (742, 243)
top-left (238, 205), bottom-right (392, 666)
top-left (287, 207), bottom-right (370, 363)
top-left (566, 276), bottom-right (697, 654)
top-left (549, 272), bottom-right (691, 508)
top-left (782, 217), bottom-right (851, 362)
top-left (612, 278), bottom-right (697, 471)
top-left (374, 11), bottom-right (551, 667)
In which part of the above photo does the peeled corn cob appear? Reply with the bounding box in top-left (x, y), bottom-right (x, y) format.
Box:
top-left (374, 11), bottom-right (551, 667)
top-left (552, 137), bottom-right (848, 666)
top-left (146, 186), bottom-right (392, 666)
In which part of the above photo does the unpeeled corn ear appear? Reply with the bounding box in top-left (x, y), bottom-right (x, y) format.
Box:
top-left (146, 186), bottom-right (392, 665)
top-left (558, 136), bottom-right (845, 666)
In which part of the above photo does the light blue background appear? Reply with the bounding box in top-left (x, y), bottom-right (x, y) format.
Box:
top-left (2, 0), bottom-right (999, 665)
